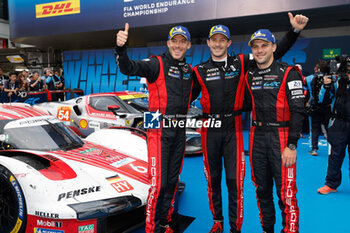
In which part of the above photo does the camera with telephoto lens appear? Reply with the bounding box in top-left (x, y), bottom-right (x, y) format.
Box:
top-left (316, 60), bottom-right (335, 89)
top-left (336, 54), bottom-right (349, 77)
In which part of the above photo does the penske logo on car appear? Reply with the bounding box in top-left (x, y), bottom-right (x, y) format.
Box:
top-left (36, 0), bottom-right (80, 18)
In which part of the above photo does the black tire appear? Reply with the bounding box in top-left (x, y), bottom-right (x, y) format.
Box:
top-left (0, 164), bottom-right (27, 233)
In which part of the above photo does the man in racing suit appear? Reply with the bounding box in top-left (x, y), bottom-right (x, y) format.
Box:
top-left (191, 13), bottom-right (309, 233)
top-left (116, 23), bottom-right (194, 233)
top-left (245, 29), bottom-right (305, 233)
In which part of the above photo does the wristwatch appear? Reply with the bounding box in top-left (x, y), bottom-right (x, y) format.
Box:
top-left (287, 143), bottom-right (297, 151)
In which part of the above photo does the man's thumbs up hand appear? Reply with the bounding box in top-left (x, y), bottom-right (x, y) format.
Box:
top-left (116, 23), bottom-right (129, 47)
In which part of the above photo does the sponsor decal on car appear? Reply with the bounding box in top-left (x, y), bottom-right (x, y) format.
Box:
top-left (106, 174), bottom-right (134, 193)
top-left (27, 216), bottom-right (97, 233)
top-left (112, 157), bottom-right (135, 168)
top-left (35, 211), bottom-right (60, 219)
top-left (36, 0), bottom-right (80, 18)
top-left (79, 148), bottom-right (103, 156)
top-left (36, 219), bottom-right (62, 228)
top-left (78, 224), bottom-right (95, 233)
top-left (111, 180), bottom-right (134, 193)
top-left (106, 174), bottom-right (122, 183)
top-left (34, 228), bottom-right (64, 233)
top-left (57, 186), bottom-right (102, 201)
top-left (10, 116), bottom-right (58, 127)
top-left (88, 121), bottom-right (100, 129)
top-left (79, 119), bottom-right (88, 129)
top-left (57, 106), bottom-right (71, 121)
top-left (10, 175), bottom-right (24, 232)
top-left (15, 173), bottom-right (27, 178)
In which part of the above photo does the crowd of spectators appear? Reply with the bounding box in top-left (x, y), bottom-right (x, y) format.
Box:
top-left (0, 67), bottom-right (65, 100)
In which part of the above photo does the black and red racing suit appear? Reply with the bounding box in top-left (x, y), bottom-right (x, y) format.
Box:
top-left (191, 29), bottom-right (300, 233)
top-left (115, 47), bottom-right (194, 233)
top-left (245, 61), bottom-right (305, 233)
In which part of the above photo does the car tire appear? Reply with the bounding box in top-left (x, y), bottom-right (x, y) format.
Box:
top-left (0, 164), bottom-right (27, 233)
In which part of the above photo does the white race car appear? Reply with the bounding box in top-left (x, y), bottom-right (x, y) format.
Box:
top-left (0, 103), bottom-right (152, 233)
top-left (36, 93), bottom-right (144, 137)
top-left (37, 92), bottom-right (202, 155)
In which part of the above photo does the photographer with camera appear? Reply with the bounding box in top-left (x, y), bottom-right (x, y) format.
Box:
top-left (306, 60), bottom-right (336, 156)
top-left (318, 55), bottom-right (350, 194)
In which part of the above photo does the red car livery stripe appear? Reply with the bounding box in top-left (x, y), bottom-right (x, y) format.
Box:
top-left (0, 104), bottom-right (48, 119)
top-left (51, 142), bottom-right (149, 184)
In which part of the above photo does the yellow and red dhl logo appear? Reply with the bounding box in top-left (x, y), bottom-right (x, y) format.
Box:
top-left (36, 0), bottom-right (80, 18)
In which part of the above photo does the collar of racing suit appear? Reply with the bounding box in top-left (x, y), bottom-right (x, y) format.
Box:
top-left (255, 60), bottom-right (277, 75)
top-left (210, 54), bottom-right (231, 72)
top-left (164, 51), bottom-right (188, 67)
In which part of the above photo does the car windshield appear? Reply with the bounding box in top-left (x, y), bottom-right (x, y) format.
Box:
top-left (90, 96), bottom-right (140, 114)
top-left (128, 97), bottom-right (149, 106)
top-left (0, 116), bottom-right (84, 151)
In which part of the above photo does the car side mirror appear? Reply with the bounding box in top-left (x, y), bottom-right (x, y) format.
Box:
top-left (108, 105), bottom-right (127, 118)
top-left (107, 105), bottom-right (120, 111)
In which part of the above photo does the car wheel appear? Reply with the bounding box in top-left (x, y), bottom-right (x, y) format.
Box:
top-left (0, 164), bottom-right (27, 233)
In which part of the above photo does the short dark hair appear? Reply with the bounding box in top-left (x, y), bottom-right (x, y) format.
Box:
top-left (318, 60), bottom-right (329, 74)
top-left (9, 71), bottom-right (18, 77)
top-left (33, 71), bottom-right (40, 75)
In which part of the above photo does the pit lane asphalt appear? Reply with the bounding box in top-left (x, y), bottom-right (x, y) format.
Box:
top-left (132, 133), bottom-right (350, 233)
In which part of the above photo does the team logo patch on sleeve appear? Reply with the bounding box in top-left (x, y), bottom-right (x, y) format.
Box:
top-left (287, 80), bottom-right (302, 90)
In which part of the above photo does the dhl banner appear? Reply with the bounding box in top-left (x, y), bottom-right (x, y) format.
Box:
top-left (35, 0), bottom-right (80, 18)
top-left (9, 0), bottom-right (350, 40)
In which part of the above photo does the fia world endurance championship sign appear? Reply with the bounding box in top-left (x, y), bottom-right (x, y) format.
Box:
top-left (123, 0), bottom-right (195, 18)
